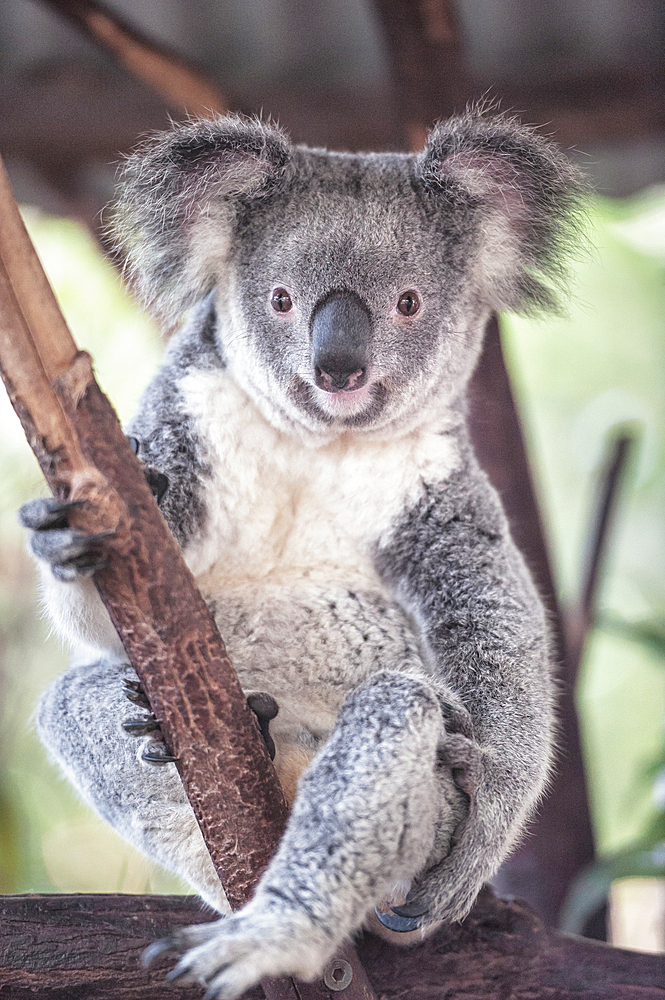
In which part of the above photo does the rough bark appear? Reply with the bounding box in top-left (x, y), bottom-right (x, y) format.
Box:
top-left (1, 890), bottom-right (664, 1000)
top-left (0, 152), bottom-right (375, 1000)
top-left (0, 152), bottom-right (288, 910)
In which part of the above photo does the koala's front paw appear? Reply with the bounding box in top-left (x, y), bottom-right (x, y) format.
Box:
top-left (18, 498), bottom-right (114, 582)
top-left (378, 732), bottom-right (482, 931)
top-left (145, 905), bottom-right (332, 1000)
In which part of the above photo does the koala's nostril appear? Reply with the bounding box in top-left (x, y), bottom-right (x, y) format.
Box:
top-left (315, 365), bottom-right (367, 393)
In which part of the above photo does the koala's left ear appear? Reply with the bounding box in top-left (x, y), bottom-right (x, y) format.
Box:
top-left (109, 115), bottom-right (293, 324)
top-left (416, 111), bottom-right (587, 313)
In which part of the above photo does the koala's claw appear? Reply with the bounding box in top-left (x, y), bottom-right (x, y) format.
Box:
top-left (143, 923), bottom-right (221, 968)
top-left (122, 677), bottom-right (151, 709)
top-left (374, 906), bottom-right (424, 933)
top-left (122, 715), bottom-right (160, 735)
top-left (126, 434), bottom-right (170, 505)
top-left (19, 498), bottom-right (114, 580)
top-left (18, 498), bottom-right (84, 531)
top-left (246, 692), bottom-right (278, 760)
top-left (389, 897), bottom-right (430, 919)
top-left (144, 467), bottom-right (170, 505)
top-left (141, 744), bottom-right (179, 765)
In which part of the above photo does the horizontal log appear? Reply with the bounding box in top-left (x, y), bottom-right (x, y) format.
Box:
top-left (1, 890), bottom-right (663, 999)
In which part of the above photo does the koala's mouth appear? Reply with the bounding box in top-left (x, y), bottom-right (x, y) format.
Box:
top-left (289, 376), bottom-right (388, 428)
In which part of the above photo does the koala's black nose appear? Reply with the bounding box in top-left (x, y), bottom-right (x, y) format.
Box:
top-left (311, 291), bottom-right (371, 393)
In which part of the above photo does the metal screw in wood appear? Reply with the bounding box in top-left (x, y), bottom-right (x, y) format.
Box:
top-left (323, 959), bottom-right (353, 991)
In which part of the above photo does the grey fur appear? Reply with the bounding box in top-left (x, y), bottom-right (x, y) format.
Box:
top-left (25, 110), bottom-right (583, 998)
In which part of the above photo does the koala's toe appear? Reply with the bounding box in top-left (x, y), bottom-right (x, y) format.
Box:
top-left (122, 715), bottom-right (160, 735)
top-left (122, 677), bottom-right (151, 708)
top-left (28, 525), bottom-right (113, 579)
top-left (18, 497), bottom-right (83, 531)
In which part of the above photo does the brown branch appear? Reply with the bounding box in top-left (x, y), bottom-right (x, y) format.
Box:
top-left (0, 151), bottom-right (287, 908)
top-left (40, 0), bottom-right (227, 117)
top-left (0, 155), bottom-right (377, 1000)
top-left (2, 890), bottom-right (664, 999)
top-left (564, 429), bottom-right (635, 716)
top-left (580, 431), bottom-right (635, 626)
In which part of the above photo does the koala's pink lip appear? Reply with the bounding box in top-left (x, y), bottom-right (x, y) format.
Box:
top-left (317, 381), bottom-right (373, 412)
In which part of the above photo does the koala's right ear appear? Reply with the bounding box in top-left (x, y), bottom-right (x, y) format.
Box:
top-left (109, 115), bottom-right (292, 324)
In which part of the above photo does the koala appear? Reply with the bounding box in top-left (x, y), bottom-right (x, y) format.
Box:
top-left (22, 111), bottom-right (583, 998)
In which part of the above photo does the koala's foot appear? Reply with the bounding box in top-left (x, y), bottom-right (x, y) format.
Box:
top-left (121, 678), bottom-right (179, 765)
top-left (121, 680), bottom-right (278, 763)
top-left (37, 660), bottom-right (229, 911)
top-left (145, 903), bottom-right (333, 1000)
top-left (19, 498), bottom-right (113, 581)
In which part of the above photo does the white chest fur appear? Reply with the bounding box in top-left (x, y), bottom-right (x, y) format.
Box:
top-left (175, 369), bottom-right (461, 799)
top-left (179, 368), bottom-right (460, 590)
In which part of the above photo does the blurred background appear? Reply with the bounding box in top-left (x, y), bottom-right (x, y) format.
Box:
top-left (0, 0), bottom-right (663, 952)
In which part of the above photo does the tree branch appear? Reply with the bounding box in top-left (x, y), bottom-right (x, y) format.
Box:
top-left (40, 0), bottom-right (227, 118)
top-left (0, 152), bottom-right (287, 907)
top-left (2, 890), bottom-right (664, 999)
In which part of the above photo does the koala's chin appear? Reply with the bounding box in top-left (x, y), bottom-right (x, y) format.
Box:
top-left (300, 379), bottom-right (393, 433)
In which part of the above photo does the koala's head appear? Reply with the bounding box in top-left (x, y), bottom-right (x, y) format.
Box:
top-left (112, 112), bottom-right (584, 439)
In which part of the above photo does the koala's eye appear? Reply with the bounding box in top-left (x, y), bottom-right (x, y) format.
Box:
top-left (397, 291), bottom-right (420, 317)
top-left (271, 288), bottom-right (293, 313)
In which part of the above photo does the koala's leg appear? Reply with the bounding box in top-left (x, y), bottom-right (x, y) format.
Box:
top-left (36, 660), bottom-right (228, 912)
top-left (146, 670), bottom-right (467, 999)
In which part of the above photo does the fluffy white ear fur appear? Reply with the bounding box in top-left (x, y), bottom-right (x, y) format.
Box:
top-left (418, 111), bottom-right (586, 314)
top-left (110, 115), bottom-right (292, 324)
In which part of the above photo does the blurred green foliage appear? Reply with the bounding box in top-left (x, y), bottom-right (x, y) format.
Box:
top-left (0, 194), bottom-right (663, 899)
top-left (502, 191), bottom-right (665, 857)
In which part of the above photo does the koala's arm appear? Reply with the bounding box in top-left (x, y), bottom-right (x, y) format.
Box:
top-left (375, 448), bottom-right (556, 923)
top-left (20, 297), bottom-right (217, 655)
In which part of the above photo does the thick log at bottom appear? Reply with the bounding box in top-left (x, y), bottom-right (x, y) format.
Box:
top-left (1, 890), bottom-right (663, 999)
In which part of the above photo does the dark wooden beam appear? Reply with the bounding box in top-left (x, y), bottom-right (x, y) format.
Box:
top-left (2, 890), bottom-right (664, 999)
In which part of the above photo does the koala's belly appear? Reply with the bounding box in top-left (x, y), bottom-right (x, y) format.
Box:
top-left (200, 580), bottom-right (423, 802)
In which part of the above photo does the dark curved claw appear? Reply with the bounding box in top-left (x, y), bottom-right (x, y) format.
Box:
top-left (203, 979), bottom-right (230, 1000)
top-left (142, 936), bottom-right (176, 967)
top-left (374, 907), bottom-right (424, 933)
top-left (142, 744), bottom-right (178, 765)
top-left (165, 959), bottom-right (198, 984)
top-left (122, 678), bottom-right (151, 709)
top-left (144, 467), bottom-right (170, 505)
top-left (122, 715), bottom-right (160, 736)
top-left (389, 898), bottom-right (430, 919)
top-left (246, 692), bottom-right (278, 760)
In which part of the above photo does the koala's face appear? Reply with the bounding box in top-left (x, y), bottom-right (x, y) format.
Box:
top-left (113, 113), bottom-right (583, 439)
top-left (220, 151), bottom-right (484, 438)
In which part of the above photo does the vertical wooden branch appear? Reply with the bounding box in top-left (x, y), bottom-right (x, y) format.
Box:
top-left (0, 153), bottom-right (287, 909)
top-left (0, 156), bottom-right (377, 1000)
